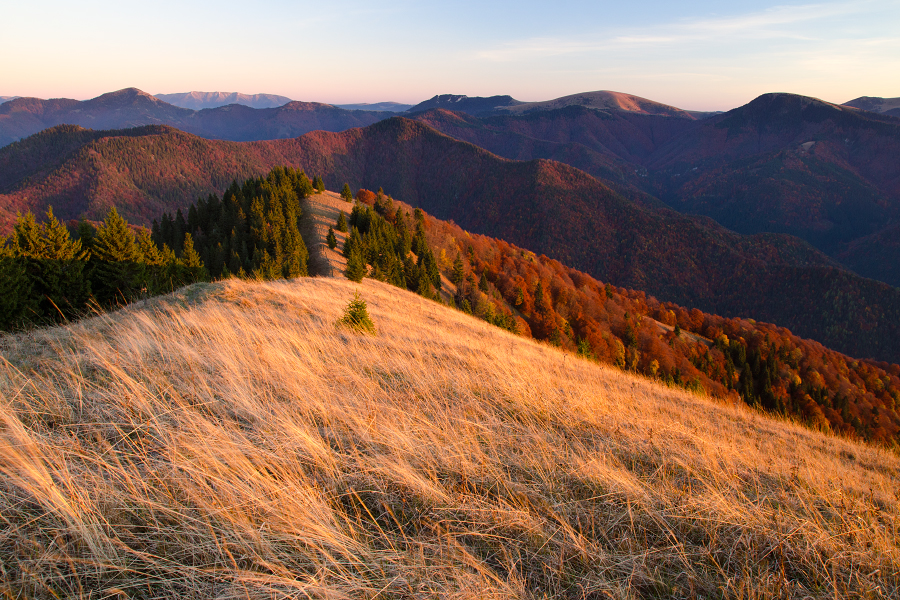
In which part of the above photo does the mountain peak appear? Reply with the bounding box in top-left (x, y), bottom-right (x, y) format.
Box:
top-left (498, 90), bottom-right (698, 119)
top-left (407, 94), bottom-right (524, 116)
top-left (842, 95), bottom-right (900, 115)
top-left (84, 88), bottom-right (178, 111)
top-left (153, 91), bottom-right (293, 110)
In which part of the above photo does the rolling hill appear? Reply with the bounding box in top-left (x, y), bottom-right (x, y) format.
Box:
top-left (497, 90), bottom-right (702, 119)
top-left (4, 120), bottom-right (900, 362)
top-left (0, 276), bottom-right (897, 597)
top-left (843, 95), bottom-right (900, 117)
top-left (407, 93), bottom-right (525, 115)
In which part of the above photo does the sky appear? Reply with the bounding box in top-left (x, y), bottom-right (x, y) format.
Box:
top-left (2, 0), bottom-right (898, 111)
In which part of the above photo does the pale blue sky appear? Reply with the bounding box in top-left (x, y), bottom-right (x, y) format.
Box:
top-left (2, 0), bottom-right (898, 110)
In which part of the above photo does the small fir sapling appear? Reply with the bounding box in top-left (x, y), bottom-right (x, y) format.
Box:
top-left (338, 291), bottom-right (375, 334)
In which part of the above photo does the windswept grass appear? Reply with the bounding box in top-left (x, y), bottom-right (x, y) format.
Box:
top-left (0, 277), bottom-right (897, 598)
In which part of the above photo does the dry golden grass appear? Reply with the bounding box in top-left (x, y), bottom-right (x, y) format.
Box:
top-left (0, 277), bottom-right (898, 599)
top-left (301, 191), bottom-right (351, 277)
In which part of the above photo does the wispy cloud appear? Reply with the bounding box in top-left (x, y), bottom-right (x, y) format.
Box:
top-left (474, 1), bottom-right (881, 62)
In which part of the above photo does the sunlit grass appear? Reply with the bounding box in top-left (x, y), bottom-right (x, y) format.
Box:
top-left (0, 277), bottom-right (897, 598)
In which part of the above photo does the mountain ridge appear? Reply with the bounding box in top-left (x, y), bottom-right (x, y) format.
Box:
top-left (0, 87), bottom-right (393, 147)
top-left (154, 91), bottom-right (293, 109)
top-left (4, 118), bottom-right (900, 361)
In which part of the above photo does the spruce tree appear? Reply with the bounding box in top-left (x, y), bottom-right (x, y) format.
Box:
top-left (76, 219), bottom-right (96, 252)
top-left (90, 207), bottom-right (147, 305)
top-left (10, 209), bottom-right (89, 322)
top-left (451, 254), bottom-right (464, 287)
top-left (479, 272), bottom-right (489, 293)
top-left (344, 248), bottom-right (367, 282)
top-left (297, 172), bottom-right (314, 197)
top-left (341, 183), bottom-right (353, 202)
top-left (39, 207), bottom-right (90, 319)
top-left (0, 234), bottom-right (33, 329)
top-left (343, 227), bottom-right (362, 259)
top-left (11, 212), bottom-right (45, 259)
top-left (137, 230), bottom-right (168, 294)
top-left (336, 211), bottom-right (348, 233)
top-left (338, 292), bottom-right (375, 334)
top-left (327, 227), bottom-right (337, 249)
top-left (180, 233), bottom-right (209, 284)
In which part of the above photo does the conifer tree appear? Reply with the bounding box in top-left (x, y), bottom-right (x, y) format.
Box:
top-left (173, 209), bottom-right (186, 254)
top-left (251, 248), bottom-right (280, 280)
top-left (338, 292), bottom-right (375, 334)
top-left (344, 248), bottom-right (367, 282)
top-left (297, 172), bottom-right (314, 197)
top-left (336, 211), bottom-right (348, 233)
top-left (313, 175), bottom-right (325, 193)
top-left (341, 183), bottom-right (353, 202)
top-left (90, 207), bottom-right (147, 305)
top-left (343, 227), bottom-right (362, 259)
top-left (137, 230), bottom-right (174, 294)
top-left (451, 254), bottom-right (465, 287)
top-left (11, 208), bottom-right (89, 322)
top-left (76, 219), bottom-right (96, 252)
top-left (11, 212), bottom-right (45, 259)
top-left (0, 234), bottom-right (33, 329)
top-left (479, 272), bottom-right (489, 293)
top-left (179, 233), bottom-right (209, 284)
top-left (39, 207), bottom-right (90, 318)
top-left (394, 209), bottom-right (412, 255)
top-left (327, 227), bottom-right (337, 249)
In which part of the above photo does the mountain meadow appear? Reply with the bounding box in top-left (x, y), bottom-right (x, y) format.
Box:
top-left (4, 171), bottom-right (900, 446)
top-left (1, 273), bottom-right (898, 599)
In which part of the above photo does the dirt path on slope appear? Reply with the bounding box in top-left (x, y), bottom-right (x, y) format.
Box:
top-left (301, 191), bottom-right (353, 277)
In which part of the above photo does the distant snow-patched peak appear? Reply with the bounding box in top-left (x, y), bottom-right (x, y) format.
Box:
top-left (154, 91), bottom-right (293, 110)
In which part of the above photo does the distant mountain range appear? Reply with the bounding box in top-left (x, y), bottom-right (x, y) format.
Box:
top-left (155, 92), bottom-right (414, 113)
top-left (0, 96), bottom-right (18, 104)
top-left (404, 90), bottom-right (721, 119)
top-left (842, 96), bottom-right (900, 117)
top-left (4, 116), bottom-right (900, 363)
top-left (0, 88), bottom-right (715, 148)
top-left (0, 88), bottom-right (393, 147)
top-left (406, 93), bottom-right (900, 286)
top-left (3, 86), bottom-right (900, 360)
top-left (334, 102), bottom-right (413, 112)
top-left (153, 91), bottom-right (293, 109)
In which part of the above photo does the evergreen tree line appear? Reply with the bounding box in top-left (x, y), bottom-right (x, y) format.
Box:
top-left (1, 166), bottom-right (317, 331)
top-left (341, 196), bottom-right (442, 300)
top-left (0, 207), bottom-right (207, 330)
top-left (152, 166), bottom-right (310, 280)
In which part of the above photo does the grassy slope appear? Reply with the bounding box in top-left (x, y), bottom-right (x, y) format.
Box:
top-left (1, 277), bottom-right (897, 598)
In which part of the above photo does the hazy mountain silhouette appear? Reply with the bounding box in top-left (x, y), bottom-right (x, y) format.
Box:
top-left (153, 91), bottom-right (293, 109)
top-left (0, 88), bottom-right (393, 147)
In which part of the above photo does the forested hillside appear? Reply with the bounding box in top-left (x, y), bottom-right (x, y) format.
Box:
top-left (4, 121), bottom-right (900, 364)
top-left (0, 167), bottom-right (310, 329)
